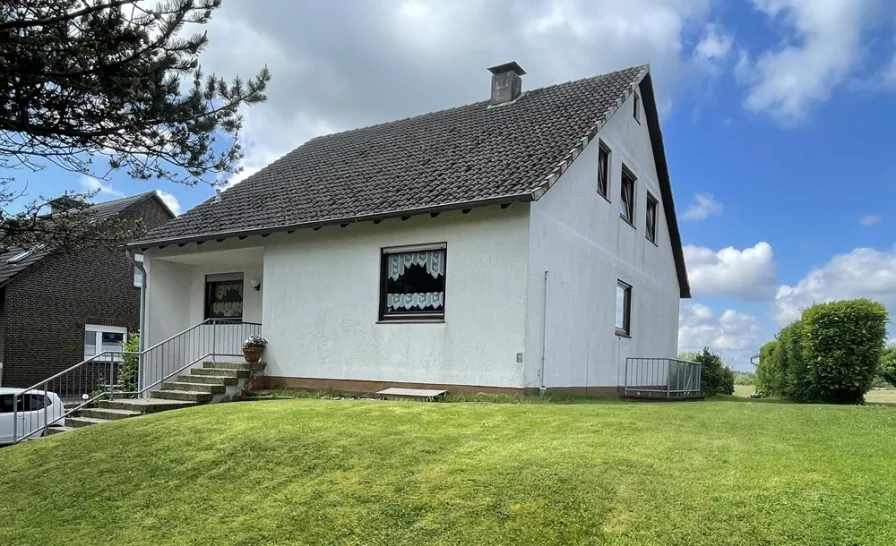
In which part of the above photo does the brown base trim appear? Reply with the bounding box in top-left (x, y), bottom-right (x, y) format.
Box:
top-left (265, 376), bottom-right (620, 398)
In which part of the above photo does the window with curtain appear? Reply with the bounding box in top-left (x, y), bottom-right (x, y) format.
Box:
top-left (205, 274), bottom-right (244, 319)
top-left (620, 167), bottom-right (636, 225)
top-left (646, 192), bottom-right (658, 243)
top-left (380, 246), bottom-right (446, 321)
top-left (597, 142), bottom-right (610, 198)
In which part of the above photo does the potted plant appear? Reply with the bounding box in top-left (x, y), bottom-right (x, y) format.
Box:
top-left (242, 334), bottom-right (267, 363)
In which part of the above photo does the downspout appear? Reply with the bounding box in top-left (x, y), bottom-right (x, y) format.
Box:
top-left (539, 271), bottom-right (549, 394)
top-left (126, 250), bottom-right (147, 352)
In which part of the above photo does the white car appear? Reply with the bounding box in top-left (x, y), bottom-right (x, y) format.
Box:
top-left (0, 388), bottom-right (66, 445)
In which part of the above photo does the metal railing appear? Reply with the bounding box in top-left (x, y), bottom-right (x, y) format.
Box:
top-left (12, 319), bottom-right (261, 443)
top-left (621, 357), bottom-right (702, 399)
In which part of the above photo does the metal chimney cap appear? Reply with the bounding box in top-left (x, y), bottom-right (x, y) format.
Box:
top-left (488, 61), bottom-right (526, 76)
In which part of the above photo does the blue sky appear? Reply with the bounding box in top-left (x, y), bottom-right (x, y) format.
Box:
top-left (5, 0), bottom-right (896, 370)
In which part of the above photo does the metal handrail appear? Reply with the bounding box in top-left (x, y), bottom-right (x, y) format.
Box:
top-left (12, 319), bottom-right (262, 443)
top-left (622, 357), bottom-right (702, 399)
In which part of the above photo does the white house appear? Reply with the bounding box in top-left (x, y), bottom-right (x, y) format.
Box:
top-left (131, 62), bottom-right (691, 396)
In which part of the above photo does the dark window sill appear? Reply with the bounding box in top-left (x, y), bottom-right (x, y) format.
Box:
top-left (620, 216), bottom-right (636, 229)
top-left (646, 236), bottom-right (658, 247)
top-left (598, 191), bottom-right (611, 203)
top-left (378, 318), bottom-right (445, 324)
top-left (615, 330), bottom-right (631, 338)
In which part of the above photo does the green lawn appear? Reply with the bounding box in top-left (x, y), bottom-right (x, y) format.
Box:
top-left (2, 397), bottom-right (896, 545)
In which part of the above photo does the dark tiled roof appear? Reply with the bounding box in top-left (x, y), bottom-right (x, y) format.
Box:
top-left (140, 65), bottom-right (649, 242)
top-left (0, 192), bottom-right (168, 285)
top-left (136, 64), bottom-right (690, 297)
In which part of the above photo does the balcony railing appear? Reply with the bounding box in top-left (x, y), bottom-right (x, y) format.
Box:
top-left (620, 357), bottom-right (702, 400)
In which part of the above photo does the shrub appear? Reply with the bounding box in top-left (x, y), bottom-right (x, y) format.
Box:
top-left (755, 341), bottom-right (779, 395)
top-left (119, 332), bottom-right (140, 395)
top-left (689, 348), bottom-right (735, 396)
top-left (879, 346), bottom-right (896, 388)
top-left (800, 299), bottom-right (888, 404)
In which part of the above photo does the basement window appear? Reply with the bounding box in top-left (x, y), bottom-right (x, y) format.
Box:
top-left (620, 166), bottom-right (636, 226)
top-left (380, 244), bottom-right (446, 322)
top-left (597, 142), bottom-right (610, 199)
top-left (646, 193), bottom-right (658, 244)
top-left (205, 273), bottom-right (244, 320)
top-left (84, 324), bottom-right (127, 360)
top-left (615, 281), bottom-right (632, 336)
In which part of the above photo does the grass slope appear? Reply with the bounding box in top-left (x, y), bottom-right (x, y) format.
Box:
top-left (1, 398), bottom-right (895, 545)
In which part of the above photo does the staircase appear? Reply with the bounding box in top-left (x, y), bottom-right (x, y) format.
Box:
top-left (47, 361), bottom-right (253, 436)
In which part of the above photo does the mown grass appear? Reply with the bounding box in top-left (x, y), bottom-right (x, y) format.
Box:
top-left (1, 397), bottom-right (895, 545)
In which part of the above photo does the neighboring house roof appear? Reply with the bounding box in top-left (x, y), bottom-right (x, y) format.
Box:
top-left (134, 65), bottom-right (691, 298)
top-left (0, 191), bottom-right (174, 286)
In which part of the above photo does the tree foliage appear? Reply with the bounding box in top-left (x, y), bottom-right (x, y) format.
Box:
top-left (681, 348), bottom-right (734, 396)
top-left (881, 346), bottom-right (896, 388)
top-left (755, 299), bottom-right (888, 404)
top-left (0, 0), bottom-right (270, 250)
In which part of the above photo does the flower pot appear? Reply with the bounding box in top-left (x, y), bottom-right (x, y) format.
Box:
top-left (242, 347), bottom-right (264, 363)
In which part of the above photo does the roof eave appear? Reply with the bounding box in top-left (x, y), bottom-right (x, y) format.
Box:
top-left (128, 193), bottom-right (536, 250)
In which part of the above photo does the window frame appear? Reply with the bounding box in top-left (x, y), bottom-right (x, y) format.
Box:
top-left (204, 273), bottom-right (245, 321)
top-left (633, 93), bottom-right (641, 123)
top-left (615, 281), bottom-right (632, 337)
top-left (619, 166), bottom-right (637, 227)
top-left (133, 253), bottom-right (144, 288)
top-left (378, 243), bottom-right (447, 323)
top-left (597, 141), bottom-right (611, 200)
top-left (84, 324), bottom-right (128, 361)
top-left (646, 192), bottom-right (658, 244)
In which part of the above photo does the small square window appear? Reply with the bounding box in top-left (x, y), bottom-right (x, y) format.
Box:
top-left (633, 93), bottom-right (641, 122)
top-left (205, 274), bottom-right (244, 320)
top-left (646, 193), bottom-right (658, 244)
top-left (380, 246), bottom-right (446, 321)
top-left (620, 167), bottom-right (636, 225)
top-left (597, 143), bottom-right (610, 199)
top-left (84, 324), bottom-right (127, 360)
top-left (615, 281), bottom-right (632, 336)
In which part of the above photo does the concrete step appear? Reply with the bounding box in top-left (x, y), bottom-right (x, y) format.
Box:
top-left (150, 390), bottom-right (213, 403)
top-left (162, 381), bottom-right (225, 394)
top-left (202, 361), bottom-right (252, 371)
top-left (77, 407), bottom-right (142, 421)
top-left (98, 398), bottom-right (197, 414)
top-left (178, 374), bottom-right (238, 385)
top-left (46, 426), bottom-right (76, 435)
top-left (66, 416), bottom-right (111, 428)
top-left (190, 367), bottom-right (248, 378)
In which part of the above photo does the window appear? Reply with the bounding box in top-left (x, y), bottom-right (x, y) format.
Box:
top-left (380, 245), bottom-right (446, 322)
top-left (646, 193), bottom-right (658, 244)
top-left (615, 281), bottom-right (632, 336)
top-left (597, 142), bottom-right (610, 199)
top-left (619, 167), bottom-right (636, 225)
top-left (205, 273), bottom-right (244, 319)
top-left (633, 93), bottom-right (641, 122)
top-left (133, 253), bottom-right (144, 288)
top-left (84, 325), bottom-right (127, 360)
top-left (0, 394), bottom-right (52, 413)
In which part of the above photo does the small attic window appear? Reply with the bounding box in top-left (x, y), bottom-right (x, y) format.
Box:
top-left (633, 93), bottom-right (641, 123)
top-left (6, 246), bottom-right (42, 264)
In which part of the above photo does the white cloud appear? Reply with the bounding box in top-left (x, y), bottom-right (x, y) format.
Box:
top-left (196, 0), bottom-right (719, 180)
top-left (679, 303), bottom-right (762, 369)
top-left (682, 193), bottom-right (723, 220)
top-left (694, 23), bottom-right (733, 61)
top-left (775, 245), bottom-right (896, 324)
top-left (685, 242), bottom-right (778, 301)
top-left (738, 0), bottom-right (886, 124)
top-left (154, 190), bottom-right (182, 216)
top-left (859, 214), bottom-right (881, 226)
top-left (79, 175), bottom-right (124, 199)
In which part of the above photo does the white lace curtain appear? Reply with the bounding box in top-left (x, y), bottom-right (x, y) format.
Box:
top-left (211, 281), bottom-right (243, 317)
top-left (387, 250), bottom-right (445, 281)
top-left (387, 292), bottom-right (444, 310)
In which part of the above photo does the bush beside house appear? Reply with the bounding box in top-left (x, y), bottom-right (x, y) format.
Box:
top-left (679, 348), bottom-right (735, 396)
top-left (755, 299), bottom-right (888, 404)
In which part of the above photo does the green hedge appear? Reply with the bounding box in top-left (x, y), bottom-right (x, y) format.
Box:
top-left (757, 299), bottom-right (888, 404)
top-left (881, 346), bottom-right (896, 388)
top-left (800, 299), bottom-right (887, 404)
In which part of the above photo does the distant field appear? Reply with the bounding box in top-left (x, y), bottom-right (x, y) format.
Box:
top-left (734, 384), bottom-right (896, 404)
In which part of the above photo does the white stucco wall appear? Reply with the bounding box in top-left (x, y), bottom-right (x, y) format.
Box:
top-left (262, 206), bottom-right (530, 387)
top-left (525, 88), bottom-right (682, 389)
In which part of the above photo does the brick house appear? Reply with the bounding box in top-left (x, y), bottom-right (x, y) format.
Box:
top-left (0, 192), bottom-right (174, 388)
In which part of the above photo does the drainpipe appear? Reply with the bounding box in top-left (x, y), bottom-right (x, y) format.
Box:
top-left (539, 271), bottom-right (549, 394)
top-left (127, 250), bottom-right (147, 352)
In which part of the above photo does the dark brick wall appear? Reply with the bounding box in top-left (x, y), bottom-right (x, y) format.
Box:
top-left (0, 195), bottom-right (173, 388)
